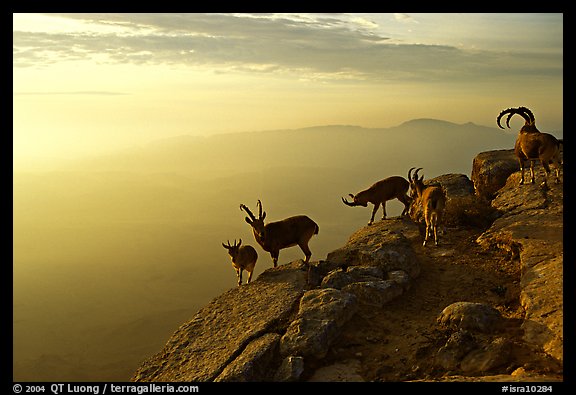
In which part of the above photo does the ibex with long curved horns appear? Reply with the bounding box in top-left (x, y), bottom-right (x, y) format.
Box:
top-left (222, 239), bottom-right (258, 286)
top-left (496, 106), bottom-right (562, 187)
top-left (341, 176), bottom-right (411, 225)
top-left (408, 167), bottom-right (446, 247)
top-left (240, 200), bottom-right (319, 267)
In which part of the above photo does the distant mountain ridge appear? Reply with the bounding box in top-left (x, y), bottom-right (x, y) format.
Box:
top-left (68, 119), bottom-right (520, 180)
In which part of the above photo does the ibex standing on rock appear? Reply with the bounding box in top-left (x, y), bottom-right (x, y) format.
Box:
top-left (341, 176), bottom-right (411, 225)
top-left (222, 239), bottom-right (258, 286)
top-left (240, 200), bottom-right (319, 267)
top-left (408, 167), bottom-right (446, 247)
top-left (496, 106), bottom-right (563, 187)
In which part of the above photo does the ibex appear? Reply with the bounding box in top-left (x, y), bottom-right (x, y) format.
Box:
top-left (408, 167), bottom-right (446, 247)
top-left (496, 106), bottom-right (563, 187)
top-left (239, 200), bottom-right (319, 267)
top-left (222, 239), bottom-right (258, 286)
top-left (341, 176), bottom-right (411, 225)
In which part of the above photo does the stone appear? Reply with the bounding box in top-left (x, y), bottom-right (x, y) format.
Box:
top-left (460, 337), bottom-right (512, 374)
top-left (274, 356), bottom-right (305, 382)
top-left (342, 280), bottom-right (403, 308)
top-left (431, 173), bottom-right (476, 198)
top-left (387, 270), bottom-right (411, 291)
top-left (214, 333), bottom-right (280, 382)
top-left (320, 266), bottom-right (384, 290)
top-left (438, 302), bottom-right (504, 334)
top-left (471, 149), bottom-right (518, 200)
top-left (323, 219), bottom-right (421, 279)
top-left (307, 359), bottom-right (365, 382)
top-left (279, 288), bottom-right (358, 359)
top-left (435, 330), bottom-right (477, 370)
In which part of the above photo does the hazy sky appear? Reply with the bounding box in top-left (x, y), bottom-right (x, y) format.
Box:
top-left (13, 13), bottom-right (563, 167)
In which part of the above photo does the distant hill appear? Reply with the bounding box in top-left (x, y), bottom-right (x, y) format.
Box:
top-left (67, 120), bottom-right (519, 180)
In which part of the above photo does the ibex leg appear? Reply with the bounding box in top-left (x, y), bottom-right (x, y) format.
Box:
top-left (540, 159), bottom-right (554, 187)
top-left (271, 252), bottom-right (279, 268)
top-left (299, 243), bottom-right (312, 263)
top-left (519, 159), bottom-right (526, 185)
top-left (423, 221), bottom-right (431, 247)
top-left (398, 194), bottom-right (411, 216)
top-left (369, 202), bottom-right (380, 225)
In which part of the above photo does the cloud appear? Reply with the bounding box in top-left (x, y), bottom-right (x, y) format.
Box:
top-left (393, 13), bottom-right (418, 24)
top-left (12, 13), bottom-right (562, 84)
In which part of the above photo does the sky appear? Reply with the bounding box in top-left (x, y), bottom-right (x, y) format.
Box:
top-left (13, 13), bottom-right (563, 168)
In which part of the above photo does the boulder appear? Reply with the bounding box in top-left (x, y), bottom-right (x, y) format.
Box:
top-left (342, 280), bottom-right (403, 308)
top-left (460, 337), bottom-right (512, 374)
top-left (438, 302), bottom-right (504, 334)
top-left (279, 288), bottom-right (358, 360)
top-left (320, 266), bottom-right (384, 290)
top-left (387, 270), bottom-right (411, 291)
top-left (214, 333), bottom-right (280, 382)
top-left (274, 356), bottom-right (305, 382)
top-left (323, 219), bottom-right (420, 279)
top-left (435, 332), bottom-right (512, 375)
top-left (471, 149), bottom-right (518, 200)
top-left (435, 329), bottom-right (478, 371)
top-left (431, 173), bottom-right (476, 198)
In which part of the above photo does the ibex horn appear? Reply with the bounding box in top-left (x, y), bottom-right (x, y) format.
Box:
top-left (414, 168), bottom-right (423, 180)
top-left (240, 203), bottom-right (257, 221)
top-left (341, 195), bottom-right (356, 207)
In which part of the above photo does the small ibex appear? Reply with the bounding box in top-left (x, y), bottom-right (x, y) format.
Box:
top-left (240, 200), bottom-right (319, 267)
top-left (341, 176), bottom-right (411, 225)
top-left (496, 106), bottom-right (563, 187)
top-left (408, 167), bottom-right (446, 247)
top-left (222, 239), bottom-right (258, 286)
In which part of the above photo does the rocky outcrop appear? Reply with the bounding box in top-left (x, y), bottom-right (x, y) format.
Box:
top-left (132, 149), bottom-right (562, 382)
top-left (132, 219), bottom-right (423, 382)
top-left (475, 171), bottom-right (563, 363)
top-left (431, 151), bottom-right (563, 375)
top-left (132, 261), bottom-right (309, 382)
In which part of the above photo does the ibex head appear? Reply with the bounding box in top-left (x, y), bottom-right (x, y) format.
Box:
top-left (240, 200), bottom-right (267, 241)
top-left (408, 167), bottom-right (424, 199)
top-left (341, 193), bottom-right (367, 207)
top-left (222, 239), bottom-right (242, 257)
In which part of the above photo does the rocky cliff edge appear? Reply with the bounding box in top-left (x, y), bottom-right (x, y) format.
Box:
top-left (132, 149), bottom-right (563, 382)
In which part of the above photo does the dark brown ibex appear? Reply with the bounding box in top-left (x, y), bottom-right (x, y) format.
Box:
top-left (341, 176), bottom-right (411, 225)
top-left (408, 167), bottom-right (446, 247)
top-left (240, 200), bottom-right (319, 267)
top-left (222, 239), bottom-right (258, 286)
top-left (496, 106), bottom-right (562, 187)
